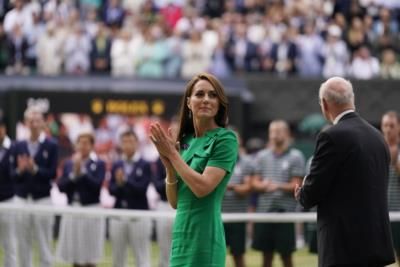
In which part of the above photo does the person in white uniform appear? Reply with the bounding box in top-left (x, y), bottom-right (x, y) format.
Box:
top-left (108, 129), bottom-right (152, 267)
top-left (56, 132), bottom-right (106, 267)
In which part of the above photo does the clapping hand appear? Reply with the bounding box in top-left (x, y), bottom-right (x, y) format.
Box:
top-left (115, 167), bottom-right (125, 186)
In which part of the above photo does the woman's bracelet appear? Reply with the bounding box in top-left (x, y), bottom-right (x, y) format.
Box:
top-left (165, 178), bottom-right (178, 186)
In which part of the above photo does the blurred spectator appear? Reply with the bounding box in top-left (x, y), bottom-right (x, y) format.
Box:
top-left (345, 16), bottom-right (369, 54)
top-left (160, 1), bottom-right (182, 29)
top-left (136, 25), bottom-right (169, 79)
top-left (85, 7), bottom-right (100, 38)
top-left (111, 28), bottom-right (141, 77)
top-left (5, 24), bottom-right (30, 75)
top-left (349, 45), bottom-right (380, 80)
top-left (209, 36), bottom-right (231, 78)
top-left (138, 0), bottom-right (159, 26)
top-left (296, 20), bottom-right (324, 78)
top-left (225, 22), bottom-right (260, 73)
top-left (95, 117), bottom-right (114, 160)
top-left (174, 6), bottom-right (205, 38)
top-left (380, 48), bottom-right (400, 79)
top-left (56, 123), bottom-right (74, 166)
top-left (0, 23), bottom-right (9, 72)
top-left (321, 24), bottom-right (349, 78)
top-left (180, 30), bottom-right (211, 78)
top-left (270, 27), bottom-right (298, 76)
top-left (61, 113), bottom-right (94, 143)
top-left (202, 0), bottom-right (225, 18)
top-left (37, 21), bottom-right (64, 76)
top-left (25, 11), bottom-right (45, 73)
top-left (164, 28), bottom-right (182, 78)
top-left (56, 132), bottom-right (106, 266)
top-left (90, 22), bottom-right (112, 74)
top-left (64, 24), bottom-right (91, 75)
top-left (103, 0), bottom-right (124, 29)
top-left (3, 0), bottom-right (33, 35)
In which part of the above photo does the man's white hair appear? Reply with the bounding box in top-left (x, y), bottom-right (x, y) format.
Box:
top-left (319, 77), bottom-right (355, 106)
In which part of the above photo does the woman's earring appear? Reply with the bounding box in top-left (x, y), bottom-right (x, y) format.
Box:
top-left (188, 110), bottom-right (192, 119)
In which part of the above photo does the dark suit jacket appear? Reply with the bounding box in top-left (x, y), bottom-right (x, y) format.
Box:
top-left (0, 137), bottom-right (14, 201)
top-left (12, 136), bottom-right (58, 199)
top-left (109, 157), bottom-right (151, 210)
top-left (151, 157), bottom-right (167, 202)
top-left (58, 155), bottom-right (105, 205)
top-left (298, 112), bottom-right (395, 267)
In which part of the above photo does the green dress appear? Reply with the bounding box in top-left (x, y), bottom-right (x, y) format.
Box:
top-left (170, 127), bottom-right (238, 267)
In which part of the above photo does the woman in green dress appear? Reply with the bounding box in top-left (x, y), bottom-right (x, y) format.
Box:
top-left (149, 73), bottom-right (239, 267)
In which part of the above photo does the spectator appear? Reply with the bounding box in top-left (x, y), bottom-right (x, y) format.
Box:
top-left (111, 28), bottom-right (141, 77)
top-left (160, 1), bottom-right (182, 29)
top-left (180, 30), bottom-right (211, 78)
top-left (296, 20), bottom-right (324, 78)
top-left (270, 27), bottom-right (298, 76)
top-left (103, 0), bottom-right (124, 29)
top-left (12, 107), bottom-right (58, 267)
top-left (56, 132), bottom-right (106, 267)
top-left (174, 6), bottom-right (205, 38)
top-left (321, 24), bottom-right (349, 78)
top-left (164, 28), bottom-right (182, 78)
top-left (349, 45), bottom-right (380, 80)
top-left (380, 48), bottom-right (400, 79)
top-left (3, 0), bottom-right (33, 35)
top-left (225, 23), bottom-right (260, 73)
top-left (109, 129), bottom-right (152, 267)
top-left (25, 10), bottom-right (44, 73)
top-left (5, 24), bottom-right (29, 75)
top-left (0, 23), bottom-right (9, 72)
top-left (64, 24), bottom-right (91, 75)
top-left (136, 25), bottom-right (169, 79)
top-left (37, 21), bottom-right (64, 76)
top-left (345, 16), bottom-right (369, 54)
top-left (90, 22), bottom-right (112, 74)
top-left (209, 35), bottom-right (231, 78)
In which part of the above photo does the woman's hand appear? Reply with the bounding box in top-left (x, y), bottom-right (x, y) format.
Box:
top-left (149, 122), bottom-right (178, 159)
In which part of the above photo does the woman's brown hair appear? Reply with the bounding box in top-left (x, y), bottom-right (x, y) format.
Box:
top-left (176, 73), bottom-right (229, 144)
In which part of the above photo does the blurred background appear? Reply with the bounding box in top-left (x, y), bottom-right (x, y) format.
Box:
top-left (0, 0), bottom-right (400, 266)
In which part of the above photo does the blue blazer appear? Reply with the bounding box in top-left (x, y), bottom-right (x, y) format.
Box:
top-left (0, 137), bottom-right (14, 201)
top-left (58, 155), bottom-right (105, 206)
top-left (12, 136), bottom-right (58, 199)
top-left (151, 158), bottom-right (167, 201)
top-left (109, 157), bottom-right (151, 210)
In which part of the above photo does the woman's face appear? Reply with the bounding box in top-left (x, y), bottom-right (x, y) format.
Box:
top-left (187, 80), bottom-right (220, 121)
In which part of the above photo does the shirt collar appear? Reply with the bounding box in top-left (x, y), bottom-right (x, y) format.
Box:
top-left (29, 132), bottom-right (46, 144)
top-left (89, 152), bottom-right (98, 162)
top-left (122, 152), bottom-right (141, 163)
top-left (333, 109), bottom-right (354, 125)
top-left (1, 136), bottom-right (11, 149)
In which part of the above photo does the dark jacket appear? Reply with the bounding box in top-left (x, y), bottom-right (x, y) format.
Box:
top-left (58, 153), bottom-right (105, 206)
top-left (298, 112), bottom-right (395, 267)
top-left (12, 135), bottom-right (58, 200)
top-left (0, 137), bottom-right (14, 201)
top-left (109, 155), bottom-right (151, 210)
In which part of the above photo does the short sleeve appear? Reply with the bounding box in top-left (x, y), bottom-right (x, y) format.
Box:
top-left (206, 130), bottom-right (238, 174)
top-left (290, 150), bottom-right (306, 178)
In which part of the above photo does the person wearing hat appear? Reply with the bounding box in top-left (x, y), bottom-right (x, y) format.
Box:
top-left (0, 117), bottom-right (17, 267)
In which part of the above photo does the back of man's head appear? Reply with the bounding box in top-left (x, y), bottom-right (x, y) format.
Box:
top-left (319, 77), bottom-right (355, 108)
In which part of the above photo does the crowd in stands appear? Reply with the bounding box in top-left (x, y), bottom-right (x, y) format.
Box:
top-left (0, 0), bottom-right (400, 79)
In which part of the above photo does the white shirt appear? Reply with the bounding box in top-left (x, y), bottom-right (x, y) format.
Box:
top-left (333, 110), bottom-right (354, 125)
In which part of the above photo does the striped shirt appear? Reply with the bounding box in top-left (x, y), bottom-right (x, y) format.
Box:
top-left (221, 155), bottom-right (253, 213)
top-left (254, 147), bottom-right (305, 212)
top-left (388, 151), bottom-right (400, 211)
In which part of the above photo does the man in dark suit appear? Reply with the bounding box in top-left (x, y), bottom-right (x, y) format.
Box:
top-left (12, 107), bottom-right (58, 267)
top-left (295, 77), bottom-right (395, 267)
